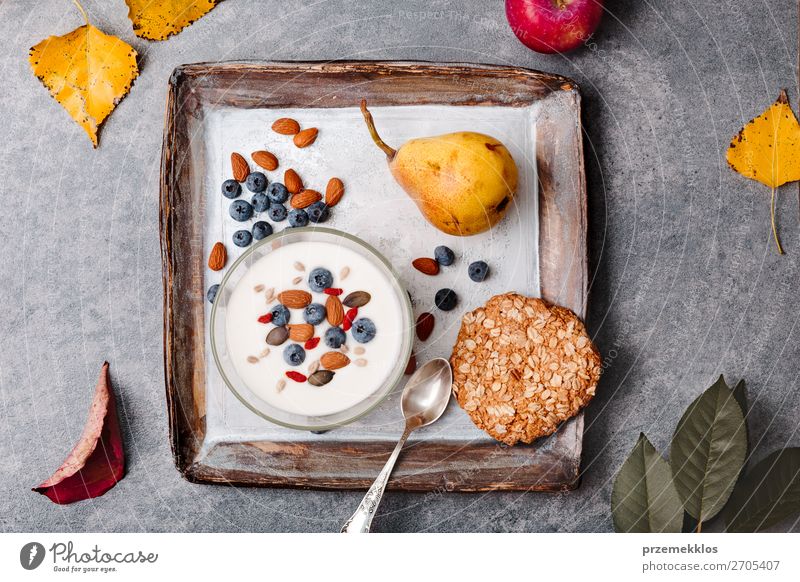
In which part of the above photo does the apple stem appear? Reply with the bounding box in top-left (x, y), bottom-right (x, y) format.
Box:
top-left (360, 99), bottom-right (397, 160)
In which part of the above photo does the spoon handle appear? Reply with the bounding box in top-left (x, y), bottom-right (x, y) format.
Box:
top-left (341, 425), bottom-right (413, 533)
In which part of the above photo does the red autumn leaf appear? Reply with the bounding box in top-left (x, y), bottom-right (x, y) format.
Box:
top-left (33, 362), bottom-right (125, 504)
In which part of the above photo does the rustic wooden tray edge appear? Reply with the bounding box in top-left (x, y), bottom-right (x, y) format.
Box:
top-left (160, 60), bottom-right (588, 492)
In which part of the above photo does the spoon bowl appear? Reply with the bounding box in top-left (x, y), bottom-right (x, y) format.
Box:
top-left (341, 357), bottom-right (453, 533)
top-left (401, 358), bottom-right (452, 428)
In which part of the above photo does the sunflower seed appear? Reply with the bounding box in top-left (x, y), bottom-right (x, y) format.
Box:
top-left (246, 356), bottom-right (259, 364)
top-left (294, 261), bottom-right (305, 272)
top-left (276, 379), bottom-right (286, 393)
top-left (354, 358), bottom-right (368, 367)
top-left (340, 266), bottom-right (350, 280)
top-left (254, 284), bottom-right (265, 293)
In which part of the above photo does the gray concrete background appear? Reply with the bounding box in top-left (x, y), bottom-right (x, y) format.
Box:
top-left (1, 0), bottom-right (799, 532)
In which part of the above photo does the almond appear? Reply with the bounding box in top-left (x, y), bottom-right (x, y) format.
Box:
top-left (320, 351), bottom-right (350, 370)
top-left (290, 189), bottom-right (322, 209)
top-left (231, 152), bottom-right (249, 182)
top-left (293, 127), bottom-right (318, 148)
top-left (208, 242), bottom-right (226, 271)
top-left (325, 177), bottom-right (345, 207)
top-left (404, 352), bottom-right (417, 375)
top-left (412, 257), bottom-right (440, 276)
top-left (284, 169), bottom-right (303, 194)
top-left (326, 295), bottom-right (344, 326)
top-left (277, 289), bottom-right (312, 308)
top-left (272, 117), bottom-right (300, 135)
top-left (288, 323), bottom-right (314, 342)
top-left (415, 312), bottom-right (435, 341)
top-left (252, 150), bottom-right (278, 171)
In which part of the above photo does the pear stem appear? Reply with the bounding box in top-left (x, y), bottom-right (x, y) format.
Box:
top-left (72, 0), bottom-right (89, 25)
top-left (360, 99), bottom-right (396, 160)
top-left (770, 185), bottom-right (784, 255)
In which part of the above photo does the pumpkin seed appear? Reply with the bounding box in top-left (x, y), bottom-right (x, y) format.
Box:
top-left (308, 370), bottom-right (335, 387)
top-left (266, 326), bottom-right (289, 346)
top-left (343, 290), bottom-right (371, 308)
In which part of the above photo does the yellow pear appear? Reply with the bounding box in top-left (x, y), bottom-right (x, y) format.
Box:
top-left (361, 100), bottom-right (519, 236)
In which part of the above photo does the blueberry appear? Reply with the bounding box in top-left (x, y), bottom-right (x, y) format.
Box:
top-left (434, 288), bottom-right (458, 311)
top-left (468, 260), bottom-right (490, 282)
top-left (308, 267), bottom-right (333, 292)
top-left (268, 203), bottom-right (288, 222)
top-left (304, 303), bottom-right (327, 325)
top-left (324, 327), bottom-right (346, 349)
top-left (306, 201), bottom-right (330, 223)
top-left (266, 182), bottom-right (289, 204)
top-left (252, 221), bottom-right (273, 240)
top-left (232, 229), bottom-right (252, 247)
top-left (251, 192), bottom-right (270, 213)
top-left (245, 172), bottom-right (268, 193)
top-left (221, 179), bottom-right (241, 199)
top-left (288, 208), bottom-right (309, 227)
top-left (434, 245), bottom-right (455, 266)
top-left (283, 343), bottom-right (306, 366)
top-left (270, 304), bottom-right (290, 326)
top-left (351, 318), bottom-right (376, 343)
top-left (207, 284), bottom-right (220, 304)
top-left (229, 199), bottom-right (253, 222)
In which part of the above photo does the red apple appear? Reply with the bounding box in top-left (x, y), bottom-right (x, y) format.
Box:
top-left (505, 0), bottom-right (604, 54)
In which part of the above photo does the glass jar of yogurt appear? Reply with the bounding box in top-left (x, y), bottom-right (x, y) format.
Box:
top-left (210, 228), bottom-right (413, 430)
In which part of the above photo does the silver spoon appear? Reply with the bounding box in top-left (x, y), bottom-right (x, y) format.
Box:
top-left (341, 357), bottom-right (452, 533)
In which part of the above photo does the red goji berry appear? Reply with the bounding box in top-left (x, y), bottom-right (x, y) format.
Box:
top-left (285, 371), bottom-right (307, 383)
top-left (343, 307), bottom-right (358, 331)
top-left (257, 313), bottom-right (273, 324)
top-left (304, 337), bottom-right (320, 350)
top-left (323, 287), bottom-right (343, 296)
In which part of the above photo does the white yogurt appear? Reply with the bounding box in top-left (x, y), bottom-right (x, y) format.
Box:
top-left (225, 240), bottom-right (405, 417)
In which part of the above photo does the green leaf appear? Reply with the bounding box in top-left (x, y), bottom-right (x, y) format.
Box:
top-left (725, 448), bottom-right (800, 532)
top-left (732, 379), bottom-right (750, 458)
top-left (612, 433), bottom-right (684, 532)
top-left (670, 375), bottom-right (747, 522)
top-left (732, 379), bottom-right (748, 418)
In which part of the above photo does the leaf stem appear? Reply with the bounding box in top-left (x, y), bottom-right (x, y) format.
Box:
top-left (72, 0), bottom-right (89, 25)
top-left (695, 520), bottom-right (702, 533)
top-left (770, 186), bottom-right (784, 255)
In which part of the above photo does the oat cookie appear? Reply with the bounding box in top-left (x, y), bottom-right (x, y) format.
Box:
top-left (450, 293), bottom-right (600, 445)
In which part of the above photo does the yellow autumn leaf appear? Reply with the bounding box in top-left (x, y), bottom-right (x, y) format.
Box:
top-left (29, 2), bottom-right (138, 148)
top-left (726, 90), bottom-right (800, 254)
top-left (125, 0), bottom-right (219, 41)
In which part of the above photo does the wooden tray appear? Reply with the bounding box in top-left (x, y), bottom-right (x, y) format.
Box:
top-left (160, 61), bottom-right (587, 491)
